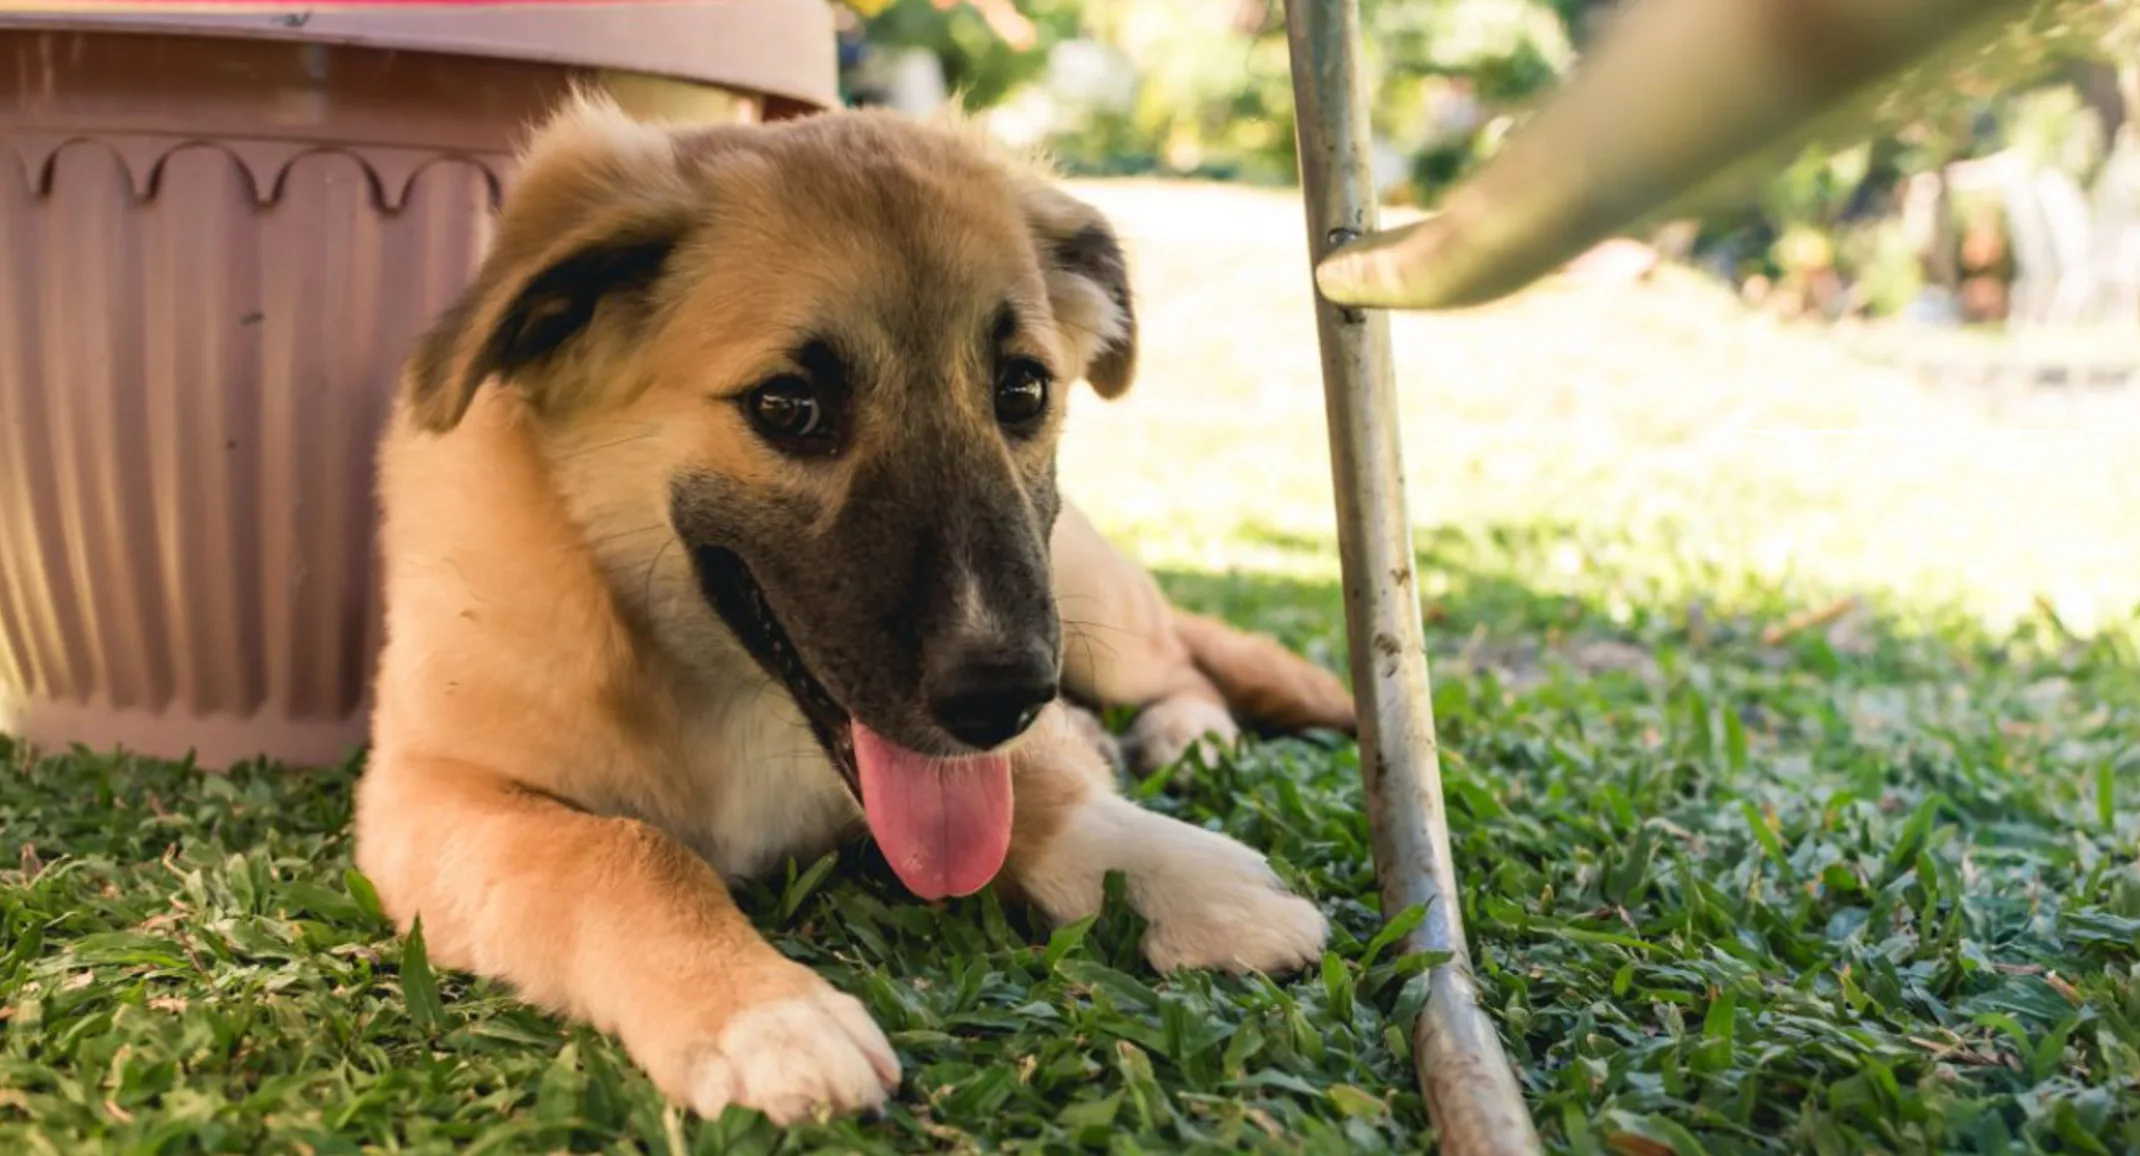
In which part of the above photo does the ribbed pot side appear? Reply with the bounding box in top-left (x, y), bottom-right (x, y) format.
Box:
top-left (0, 29), bottom-right (766, 769)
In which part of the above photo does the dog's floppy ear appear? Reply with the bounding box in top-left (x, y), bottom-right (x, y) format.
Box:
top-left (1020, 183), bottom-right (1138, 399)
top-left (405, 218), bottom-right (685, 432)
top-left (403, 92), bottom-right (695, 432)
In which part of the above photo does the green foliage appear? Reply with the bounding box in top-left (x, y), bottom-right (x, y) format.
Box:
top-left (861, 0), bottom-right (1081, 111)
top-left (851, 0), bottom-right (1578, 190)
top-left (850, 0), bottom-right (2140, 314)
top-left (2003, 84), bottom-right (2108, 179)
top-left (1362, 0), bottom-right (1573, 104)
top-left (1838, 217), bottom-right (1928, 318)
top-left (1088, 0), bottom-right (1302, 182)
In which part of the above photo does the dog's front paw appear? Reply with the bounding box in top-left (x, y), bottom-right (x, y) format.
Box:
top-left (1137, 830), bottom-right (1328, 975)
top-left (687, 985), bottom-right (900, 1124)
top-left (1125, 695), bottom-right (1238, 774)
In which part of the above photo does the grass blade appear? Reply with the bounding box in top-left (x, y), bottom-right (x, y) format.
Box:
top-left (401, 915), bottom-right (448, 1035)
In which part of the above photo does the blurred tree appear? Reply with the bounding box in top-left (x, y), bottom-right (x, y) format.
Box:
top-left (843, 0), bottom-right (1580, 188)
top-left (848, 0), bottom-right (1078, 109)
top-left (836, 0), bottom-right (2140, 322)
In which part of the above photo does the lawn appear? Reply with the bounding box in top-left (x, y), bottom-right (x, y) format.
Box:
top-left (5, 179), bottom-right (2140, 1154)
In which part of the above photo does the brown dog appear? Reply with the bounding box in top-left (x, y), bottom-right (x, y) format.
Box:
top-left (356, 93), bottom-right (1355, 1124)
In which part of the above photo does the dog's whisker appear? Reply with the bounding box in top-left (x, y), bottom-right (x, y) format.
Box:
top-left (1058, 616), bottom-right (1144, 645)
top-left (1057, 622), bottom-right (1141, 640)
top-left (1059, 620), bottom-right (1121, 691)
top-left (1064, 629), bottom-right (1103, 688)
top-left (550, 426), bottom-right (664, 462)
top-left (1065, 625), bottom-right (1129, 659)
top-left (586, 522), bottom-right (671, 549)
top-left (641, 538), bottom-right (677, 614)
top-left (1052, 601), bottom-right (1163, 641)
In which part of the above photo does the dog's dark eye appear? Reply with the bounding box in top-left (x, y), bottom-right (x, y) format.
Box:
top-left (995, 359), bottom-right (1050, 429)
top-left (746, 377), bottom-right (833, 451)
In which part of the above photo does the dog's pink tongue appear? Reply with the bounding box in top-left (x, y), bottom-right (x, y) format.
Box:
top-left (852, 722), bottom-right (1013, 901)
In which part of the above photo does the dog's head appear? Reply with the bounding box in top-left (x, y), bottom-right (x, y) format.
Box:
top-left (405, 95), bottom-right (1137, 896)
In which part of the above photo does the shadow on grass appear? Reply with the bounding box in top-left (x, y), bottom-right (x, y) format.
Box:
top-left (2, 518), bottom-right (2138, 1153)
top-left (1150, 518), bottom-right (2140, 1154)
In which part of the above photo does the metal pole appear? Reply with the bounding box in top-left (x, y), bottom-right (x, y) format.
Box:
top-left (1283, 1), bottom-right (1540, 1152)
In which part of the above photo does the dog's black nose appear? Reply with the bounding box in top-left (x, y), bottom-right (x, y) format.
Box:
top-left (926, 645), bottom-right (1058, 750)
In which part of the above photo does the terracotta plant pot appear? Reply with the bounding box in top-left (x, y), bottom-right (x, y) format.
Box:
top-left (0, 4), bottom-right (837, 768)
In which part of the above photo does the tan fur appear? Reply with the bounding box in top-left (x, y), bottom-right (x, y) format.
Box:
top-left (359, 94), bottom-right (1354, 1125)
top-left (1053, 502), bottom-right (1355, 768)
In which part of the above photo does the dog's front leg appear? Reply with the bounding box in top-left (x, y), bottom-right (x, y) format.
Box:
top-left (352, 756), bottom-right (899, 1122)
top-left (1002, 707), bottom-right (1329, 974)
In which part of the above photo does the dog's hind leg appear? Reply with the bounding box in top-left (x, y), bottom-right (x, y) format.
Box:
top-left (352, 755), bottom-right (899, 1123)
top-left (1002, 703), bottom-right (1329, 973)
top-left (1050, 500), bottom-right (1355, 773)
top-left (1168, 608), bottom-right (1356, 737)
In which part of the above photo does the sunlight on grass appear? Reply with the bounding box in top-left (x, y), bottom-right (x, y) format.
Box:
top-left (1058, 179), bottom-right (2140, 640)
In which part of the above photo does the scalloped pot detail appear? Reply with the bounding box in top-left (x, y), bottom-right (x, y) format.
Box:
top-left (0, 18), bottom-right (810, 768)
top-left (0, 137), bottom-right (499, 765)
top-left (6, 133), bottom-right (510, 210)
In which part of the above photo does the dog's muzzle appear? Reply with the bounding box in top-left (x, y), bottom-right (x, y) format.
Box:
top-left (686, 543), bottom-right (860, 796)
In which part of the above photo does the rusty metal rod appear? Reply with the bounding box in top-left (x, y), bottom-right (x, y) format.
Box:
top-left (1284, 1), bottom-right (1542, 1152)
top-left (1314, 0), bottom-right (2034, 311)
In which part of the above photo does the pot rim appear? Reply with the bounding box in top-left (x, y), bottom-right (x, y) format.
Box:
top-left (0, 0), bottom-right (839, 110)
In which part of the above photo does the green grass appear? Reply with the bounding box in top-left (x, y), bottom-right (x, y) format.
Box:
top-left (6, 179), bottom-right (2140, 1152)
top-left (6, 536), bottom-right (2138, 1153)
